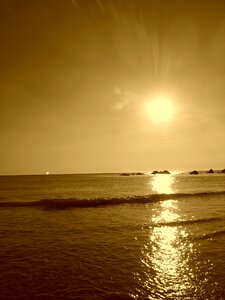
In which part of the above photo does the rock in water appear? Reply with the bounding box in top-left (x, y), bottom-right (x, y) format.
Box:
top-left (190, 170), bottom-right (199, 175)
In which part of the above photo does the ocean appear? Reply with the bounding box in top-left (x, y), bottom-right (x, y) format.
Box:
top-left (0, 173), bottom-right (225, 299)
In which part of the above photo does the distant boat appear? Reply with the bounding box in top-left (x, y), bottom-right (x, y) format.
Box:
top-left (120, 173), bottom-right (130, 176)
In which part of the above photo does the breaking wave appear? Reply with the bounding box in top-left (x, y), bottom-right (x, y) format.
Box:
top-left (154, 217), bottom-right (223, 227)
top-left (196, 229), bottom-right (225, 240)
top-left (0, 191), bottom-right (225, 209)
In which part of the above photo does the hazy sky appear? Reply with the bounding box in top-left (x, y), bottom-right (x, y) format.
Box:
top-left (1, 0), bottom-right (225, 174)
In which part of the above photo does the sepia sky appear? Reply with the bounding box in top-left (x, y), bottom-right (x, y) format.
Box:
top-left (1, 0), bottom-right (225, 174)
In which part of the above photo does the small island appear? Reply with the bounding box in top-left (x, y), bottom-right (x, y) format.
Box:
top-left (120, 172), bottom-right (144, 176)
top-left (189, 168), bottom-right (225, 175)
top-left (189, 170), bottom-right (199, 175)
top-left (151, 170), bottom-right (171, 175)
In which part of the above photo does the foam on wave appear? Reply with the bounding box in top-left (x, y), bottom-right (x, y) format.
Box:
top-left (196, 229), bottom-right (225, 240)
top-left (154, 217), bottom-right (223, 227)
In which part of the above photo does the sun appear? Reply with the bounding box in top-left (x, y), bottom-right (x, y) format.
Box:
top-left (145, 96), bottom-right (175, 123)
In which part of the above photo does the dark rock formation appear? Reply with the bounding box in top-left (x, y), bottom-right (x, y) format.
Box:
top-left (221, 169), bottom-right (225, 173)
top-left (151, 170), bottom-right (158, 174)
top-left (161, 170), bottom-right (170, 174)
top-left (207, 169), bottom-right (214, 174)
top-left (151, 170), bottom-right (170, 174)
top-left (190, 170), bottom-right (199, 175)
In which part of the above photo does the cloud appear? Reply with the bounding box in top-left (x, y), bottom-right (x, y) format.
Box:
top-left (113, 86), bottom-right (136, 111)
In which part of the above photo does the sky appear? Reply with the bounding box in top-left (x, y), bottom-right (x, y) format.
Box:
top-left (0, 0), bottom-right (225, 175)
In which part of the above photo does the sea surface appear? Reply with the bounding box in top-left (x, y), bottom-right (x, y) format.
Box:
top-left (1, 173), bottom-right (225, 299)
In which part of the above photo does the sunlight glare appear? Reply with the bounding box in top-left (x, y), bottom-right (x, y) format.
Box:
top-left (152, 200), bottom-right (179, 224)
top-left (140, 198), bottom-right (194, 298)
top-left (151, 174), bottom-right (174, 194)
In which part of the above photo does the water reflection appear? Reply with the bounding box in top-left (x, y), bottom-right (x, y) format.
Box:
top-left (150, 174), bottom-right (174, 194)
top-left (138, 176), bottom-right (213, 299)
top-left (138, 200), bottom-right (192, 299)
top-left (153, 200), bottom-right (178, 223)
top-left (131, 174), bottom-right (219, 299)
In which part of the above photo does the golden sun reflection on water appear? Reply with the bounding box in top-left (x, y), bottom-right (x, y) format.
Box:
top-left (151, 200), bottom-right (184, 291)
top-left (153, 200), bottom-right (178, 223)
top-left (140, 176), bottom-right (196, 298)
top-left (140, 199), bottom-right (194, 298)
top-left (150, 174), bottom-right (174, 194)
top-left (137, 174), bottom-right (216, 299)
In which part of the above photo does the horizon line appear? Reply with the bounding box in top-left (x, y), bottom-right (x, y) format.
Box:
top-left (0, 168), bottom-right (225, 176)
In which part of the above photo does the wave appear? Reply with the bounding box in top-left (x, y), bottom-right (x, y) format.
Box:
top-left (0, 191), bottom-right (225, 209)
top-left (154, 217), bottom-right (223, 227)
top-left (196, 229), bottom-right (225, 240)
